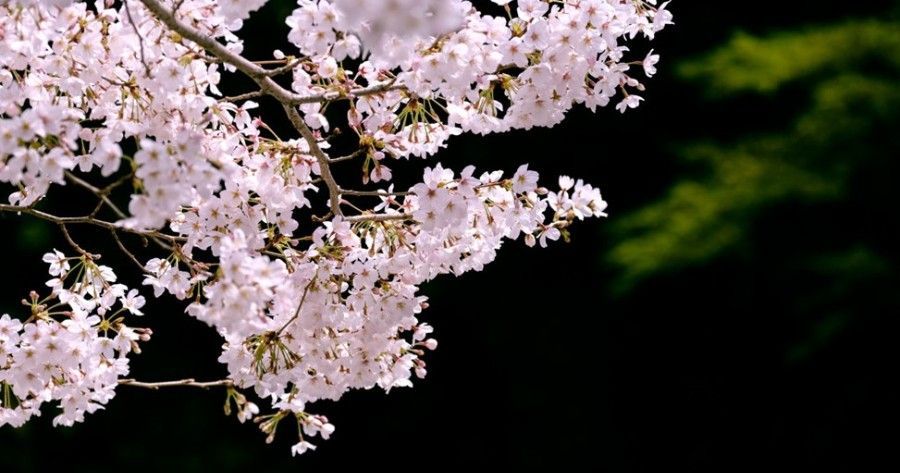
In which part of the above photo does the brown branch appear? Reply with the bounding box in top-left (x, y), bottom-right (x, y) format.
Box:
top-left (221, 90), bottom-right (266, 103)
top-left (261, 58), bottom-right (303, 77)
top-left (65, 171), bottom-right (128, 220)
top-left (282, 104), bottom-right (344, 217)
top-left (139, 0), bottom-right (401, 105)
top-left (339, 188), bottom-right (411, 197)
top-left (276, 278), bottom-right (315, 336)
top-left (138, 0), bottom-right (306, 104)
top-left (139, 0), bottom-right (347, 217)
top-left (124, 0), bottom-right (153, 78)
top-left (0, 204), bottom-right (182, 243)
top-left (302, 80), bottom-right (404, 104)
top-left (328, 148), bottom-right (366, 164)
top-left (59, 223), bottom-right (98, 259)
top-left (63, 171), bottom-right (177, 251)
top-left (111, 229), bottom-right (146, 270)
top-left (118, 378), bottom-right (233, 390)
top-left (344, 213), bottom-right (413, 223)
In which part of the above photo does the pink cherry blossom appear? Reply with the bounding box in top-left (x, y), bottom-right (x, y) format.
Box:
top-left (0, 0), bottom-right (670, 454)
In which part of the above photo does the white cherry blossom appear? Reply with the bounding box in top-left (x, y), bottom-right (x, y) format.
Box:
top-left (0, 0), bottom-right (670, 454)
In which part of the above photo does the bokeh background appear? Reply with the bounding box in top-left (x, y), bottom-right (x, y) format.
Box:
top-left (2, 0), bottom-right (899, 470)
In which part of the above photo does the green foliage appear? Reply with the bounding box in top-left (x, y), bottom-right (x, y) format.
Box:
top-left (609, 20), bottom-right (900, 294)
top-left (15, 220), bottom-right (51, 252)
top-left (678, 21), bottom-right (900, 95)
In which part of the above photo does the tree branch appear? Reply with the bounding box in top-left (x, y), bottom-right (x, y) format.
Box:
top-left (339, 188), bottom-right (411, 197)
top-left (139, 0), bottom-right (349, 217)
top-left (261, 58), bottom-right (303, 77)
top-left (344, 213), bottom-right (412, 223)
top-left (221, 90), bottom-right (266, 103)
top-left (328, 148), bottom-right (366, 164)
top-left (0, 204), bottom-right (182, 243)
top-left (138, 0), bottom-right (304, 103)
top-left (276, 278), bottom-right (315, 336)
top-left (124, 0), bottom-right (153, 78)
top-left (282, 104), bottom-right (344, 217)
top-left (64, 171), bottom-right (177, 252)
top-left (111, 229), bottom-right (147, 270)
top-left (65, 171), bottom-right (128, 220)
top-left (302, 80), bottom-right (404, 104)
top-left (138, 0), bottom-right (402, 105)
top-left (59, 223), bottom-right (98, 259)
top-left (118, 378), bottom-right (234, 390)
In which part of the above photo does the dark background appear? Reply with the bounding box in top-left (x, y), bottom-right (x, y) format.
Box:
top-left (2, 0), bottom-right (899, 470)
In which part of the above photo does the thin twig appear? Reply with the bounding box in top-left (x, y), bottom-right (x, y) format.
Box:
top-left (276, 279), bottom-right (315, 336)
top-left (344, 213), bottom-right (412, 223)
top-left (59, 224), bottom-right (98, 259)
top-left (261, 58), bottom-right (303, 77)
top-left (118, 378), bottom-right (233, 390)
top-left (138, 0), bottom-right (402, 105)
top-left (300, 80), bottom-right (404, 104)
top-left (339, 188), bottom-right (411, 197)
top-left (328, 148), bottom-right (366, 164)
top-left (65, 171), bottom-right (128, 220)
top-left (100, 171), bottom-right (137, 196)
top-left (111, 229), bottom-right (146, 270)
top-left (0, 204), bottom-right (182, 243)
top-left (282, 104), bottom-right (344, 217)
top-left (124, 0), bottom-right (153, 78)
top-left (64, 171), bottom-right (175, 251)
top-left (221, 90), bottom-right (266, 103)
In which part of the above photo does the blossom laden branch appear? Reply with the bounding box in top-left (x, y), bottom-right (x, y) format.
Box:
top-left (1, 0), bottom-right (671, 455)
top-left (282, 103), bottom-right (344, 217)
top-left (138, 0), bottom-right (301, 103)
top-left (139, 0), bottom-right (346, 216)
top-left (124, 0), bottom-right (153, 78)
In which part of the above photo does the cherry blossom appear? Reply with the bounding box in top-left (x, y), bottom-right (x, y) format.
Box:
top-left (0, 0), bottom-right (671, 454)
top-left (0, 253), bottom-right (150, 428)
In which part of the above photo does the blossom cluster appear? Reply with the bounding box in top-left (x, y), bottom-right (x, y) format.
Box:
top-left (0, 252), bottom-right (148, 428)
top-left (0, 0), bottom-right (669, 454)
top-left (205, 164), bottom-right (606, 398)
top-left (289, 0), bottom-right (672, 157)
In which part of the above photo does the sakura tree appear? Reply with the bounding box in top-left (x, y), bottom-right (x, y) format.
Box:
top-left (0, 0), bottom-right (671, 455)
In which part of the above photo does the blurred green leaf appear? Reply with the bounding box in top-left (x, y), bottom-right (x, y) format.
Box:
top-left (16, 220), bottom-right (51, 252)
top-left (678, 21), bottom-right (900, 96)
top-left (609, 20), bottom-right (900, 293)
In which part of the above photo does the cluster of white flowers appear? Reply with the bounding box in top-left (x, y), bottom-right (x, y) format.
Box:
top-left (0, 0), bottom-right (669, 454)
top-left (330, 0), bottom-right (468, 62)
top-left (289, 0), bottom-right (671, 157)
top-left (0, 252), bottom-right (148, 428)
top-left (205, 163), bottom-right (606, 404)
